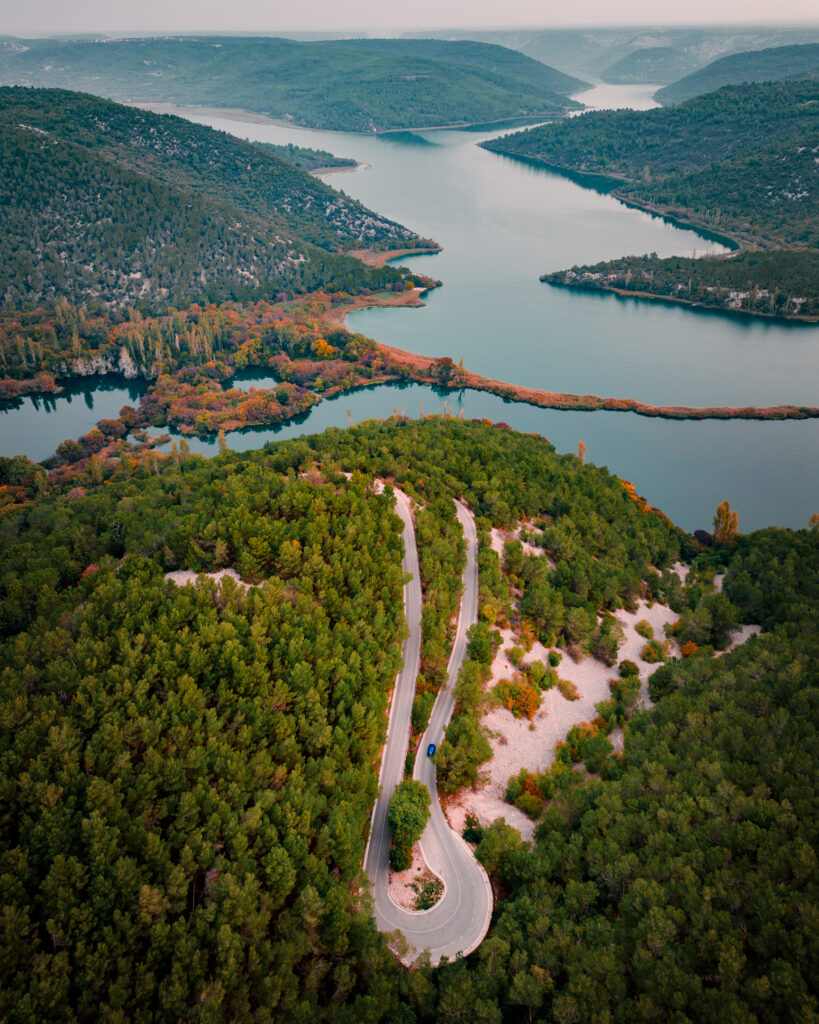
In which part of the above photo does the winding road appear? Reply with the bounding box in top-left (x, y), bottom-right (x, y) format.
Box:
top-left (363, 493), bottom-right (493, 964)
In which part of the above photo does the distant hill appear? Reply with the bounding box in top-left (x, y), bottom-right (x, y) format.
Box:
top-left (656, 43), bottom-right (819, 104)
top-left (0, 87), bottom-right (424, 310)
top-left (401, 25), bottom-right (819, 85)
top-left (0, 36), bottom-right (585, 132)
top-left (600, 47), bottom-right (688, 85)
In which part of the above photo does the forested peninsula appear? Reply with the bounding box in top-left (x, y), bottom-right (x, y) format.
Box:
top-left (0, 37), bottom-right (585, 133)
top-left (1, 417), bottom-right (816, 1022)
top-left (483, 78), bottom-right (819, 320)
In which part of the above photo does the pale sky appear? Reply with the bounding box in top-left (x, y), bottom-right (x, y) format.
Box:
top-left (1, 0), bottom-right (816, 37)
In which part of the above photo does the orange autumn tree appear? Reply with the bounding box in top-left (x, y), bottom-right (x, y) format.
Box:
top-left (713, 500), bottom-right (739, 545)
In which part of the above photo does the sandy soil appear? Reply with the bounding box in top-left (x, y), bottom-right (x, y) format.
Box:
top-left (447, 597), bottom-right (684, 842)
top-left (388, 843), bottom-right (443, 911)
top-left (672, 561), bottom-right (690, 585)
top-left (612, 600), bottom-right (681, 708)
top-left (164, 568), bottom-right (253, 590)
top-left (490, 523), bottom-right (544, 560)
top-left (720, 623), bottom-right (762, 654)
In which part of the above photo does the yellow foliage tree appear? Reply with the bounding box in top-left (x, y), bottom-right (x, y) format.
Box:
top-left (713, 500), bottom-right (739, 545)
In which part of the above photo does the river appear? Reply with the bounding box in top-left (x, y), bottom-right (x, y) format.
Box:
top-left (1, 83), bottom-right (816, 532)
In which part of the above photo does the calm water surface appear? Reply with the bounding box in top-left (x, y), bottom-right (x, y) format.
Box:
top-left (0, 377), bottom-right (146, 464)
top-left (146, 383), bottom-right (815, 534)
top-left (177, 87), bottom-right (818, 408)
top-left (1, 84), bottom-right (816, 531)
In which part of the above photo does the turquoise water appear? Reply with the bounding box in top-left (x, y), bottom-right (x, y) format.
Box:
top-left (176, 88), bottom-right (817, 409)
top-left (0, 377), bottom-right (146, 464)
top-left (143, 382), bottom-right (816, 533)
top-left (1, 84), bottom-right (816, 531)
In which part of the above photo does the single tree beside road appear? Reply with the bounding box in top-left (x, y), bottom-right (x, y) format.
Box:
top-left (388, 779), bottom-right (430, 871)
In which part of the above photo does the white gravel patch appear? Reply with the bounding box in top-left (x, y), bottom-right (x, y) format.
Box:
top-left (719, 623), bottom-right (762, 654)
top-left (164, 568), bottom-right (254, 590)
top-left (458, 595), bottom-right (683, 839)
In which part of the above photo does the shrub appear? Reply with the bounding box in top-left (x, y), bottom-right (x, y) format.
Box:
top-left (619, 659), bottom-right (640, 678)
top-left (462, 813), bottom-right (483, 844)
top-left (556, 676), bottom-right (580, 701)
top-left (592, 613), bottom-right (624, 666)
top-left (494, 678), bottom-right (542, 719)
top-left (435, 714), bottom-right (492, 794)
top-left (609, 674), bottom-right (640, 714)
top-left (412, 877), bottom-right (443, 910)
top-left (635, 619), bottom-right (654, 640)
top-left (411, 689), bottom-right (435, 733)
top-left (475, 819), bottom-right (526, 879)
top-left (527, 660), bottom-right (549, 689)
top-left (641, 639), bottom-right (670, 664)
top-left (548, 650), bottom-right (562, 667)
top-left (467, 621), bottom-right (500, 665)
top-left (515, 792), bottom-right (544, 819)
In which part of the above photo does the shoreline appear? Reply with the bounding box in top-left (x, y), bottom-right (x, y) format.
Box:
top-left (545, 279), bottom-right (819, 324)
top-left (345, 246), bottom-right (442, 269)
top-left (6, 315), bottom-right (818, 428)
top-left (311, 161), bottom-right (368, 178)
top-left (370, 341), bottom-right (819, 422)
top-left (478, 148), bottom-right (747, 252)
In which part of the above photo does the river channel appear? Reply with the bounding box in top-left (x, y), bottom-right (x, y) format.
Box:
top-left (1, 84), bottom-right (816, 532)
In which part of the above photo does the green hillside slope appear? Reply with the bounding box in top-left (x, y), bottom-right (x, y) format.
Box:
top-left (0, 36), bottom-right (585, 132)
top-left (657, 42), bottom-right (819, 104)
top-left (0, 87), bottom-right (425, 310)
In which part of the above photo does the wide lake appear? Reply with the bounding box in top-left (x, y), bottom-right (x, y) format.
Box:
top-left (1, 83), bottom-right (817, 532)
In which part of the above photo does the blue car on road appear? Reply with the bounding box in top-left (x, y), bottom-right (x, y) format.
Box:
top-left (427, 743), bottom-right (436, 757)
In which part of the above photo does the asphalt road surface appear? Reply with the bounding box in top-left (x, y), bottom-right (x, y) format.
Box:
top-left (364, 494), bottom-right (493, 964)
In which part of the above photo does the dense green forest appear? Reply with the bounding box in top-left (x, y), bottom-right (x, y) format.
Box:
top-left (0, 418), bottom-right (816, 1021)
top-left (483, 78), bottom-right (819, 318)
top-left (544, 249), bottom-right (819, 319)
top-left (656, 42), bottom-right (819, 104)
top-left (0, 36), bottom-right (584, 133)
top-left (0, 88), bottom-right (426, 311)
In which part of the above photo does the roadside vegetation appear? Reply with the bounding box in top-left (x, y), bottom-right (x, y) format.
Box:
top-left (388, 781), bottom-right (431, 871)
